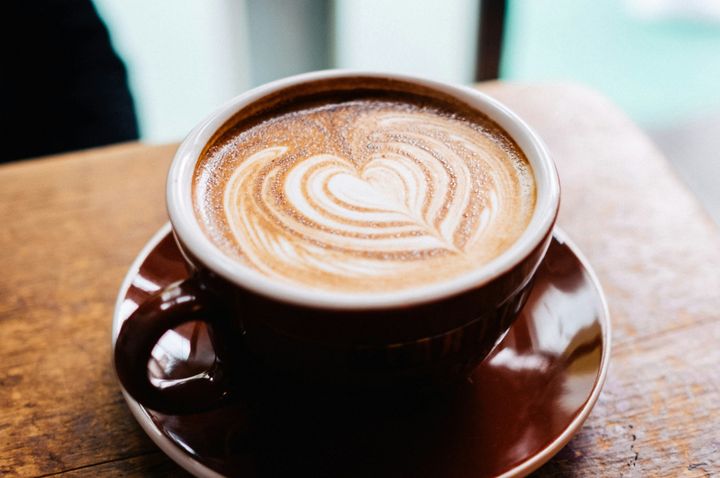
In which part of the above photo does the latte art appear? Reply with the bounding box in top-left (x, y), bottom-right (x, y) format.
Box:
top-left (194, 99), bottom-right (535, 292)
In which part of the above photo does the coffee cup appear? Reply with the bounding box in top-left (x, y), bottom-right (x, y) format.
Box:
top-left (114, 70), bottom-right (560, 414)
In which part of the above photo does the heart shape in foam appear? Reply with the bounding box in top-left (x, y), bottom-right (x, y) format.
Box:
top-left (328, 169), bottom-right (408, 217)
top-left (223, 140), bottom-right (497, 263)
top-left (281, 149), bottom-right (470, 253)
top-left (206, 106), bottom-right (534, 289)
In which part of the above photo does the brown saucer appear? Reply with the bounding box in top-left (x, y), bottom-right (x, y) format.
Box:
top-left (112, 224), bottom-right (610, 478)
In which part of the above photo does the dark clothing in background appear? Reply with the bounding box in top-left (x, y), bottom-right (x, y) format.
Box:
top-left (3, 0), bottom-right (139, 162)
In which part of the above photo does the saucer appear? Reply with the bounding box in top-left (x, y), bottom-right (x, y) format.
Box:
top-left (112, 224), bottom-right (610, 478)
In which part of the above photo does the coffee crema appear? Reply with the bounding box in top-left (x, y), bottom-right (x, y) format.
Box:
top-left (193, 92), bottom-right (536, 293)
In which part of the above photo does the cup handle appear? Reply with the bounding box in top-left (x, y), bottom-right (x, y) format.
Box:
top-left (114, 278), bottom-right (233, 414)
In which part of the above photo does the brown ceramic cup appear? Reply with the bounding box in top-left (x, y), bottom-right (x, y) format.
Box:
top-left (114, 71), bottom-right (560, 414)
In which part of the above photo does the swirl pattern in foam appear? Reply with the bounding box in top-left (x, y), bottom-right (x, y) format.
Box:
top-left (194, 98), bottom-right (535, 292)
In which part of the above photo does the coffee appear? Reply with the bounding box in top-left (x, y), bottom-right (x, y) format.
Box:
top-left (193, 88), bottom-right (535, 293)
top-left (118, 73), bottom-right (558, 413)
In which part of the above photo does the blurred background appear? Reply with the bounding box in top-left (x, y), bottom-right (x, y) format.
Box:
top-left (9, 0), bottom-right (720, 222)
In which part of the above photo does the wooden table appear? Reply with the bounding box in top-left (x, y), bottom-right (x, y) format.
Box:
top-left (1, 84), bottom-right (718, 477)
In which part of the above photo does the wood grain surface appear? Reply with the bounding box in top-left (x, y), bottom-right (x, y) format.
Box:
top-left (0, 84), bottom-right (718, 477)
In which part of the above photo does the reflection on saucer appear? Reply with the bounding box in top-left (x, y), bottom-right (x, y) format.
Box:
top-left (113, 225), bottom-right (610, 477)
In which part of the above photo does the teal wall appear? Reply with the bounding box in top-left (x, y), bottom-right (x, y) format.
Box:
top-left (501, 0), bottom-right (720, 127)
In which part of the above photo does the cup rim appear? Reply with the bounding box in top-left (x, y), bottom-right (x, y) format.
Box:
top-left (167, 69), bottom-right (560, 310)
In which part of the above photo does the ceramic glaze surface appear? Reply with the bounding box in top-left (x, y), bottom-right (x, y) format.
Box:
top-left (114, 226), bottom-right (610, 478)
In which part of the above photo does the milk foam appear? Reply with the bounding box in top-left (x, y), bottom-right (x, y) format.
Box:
top-left (194, 99), bottom-right (535, 292)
